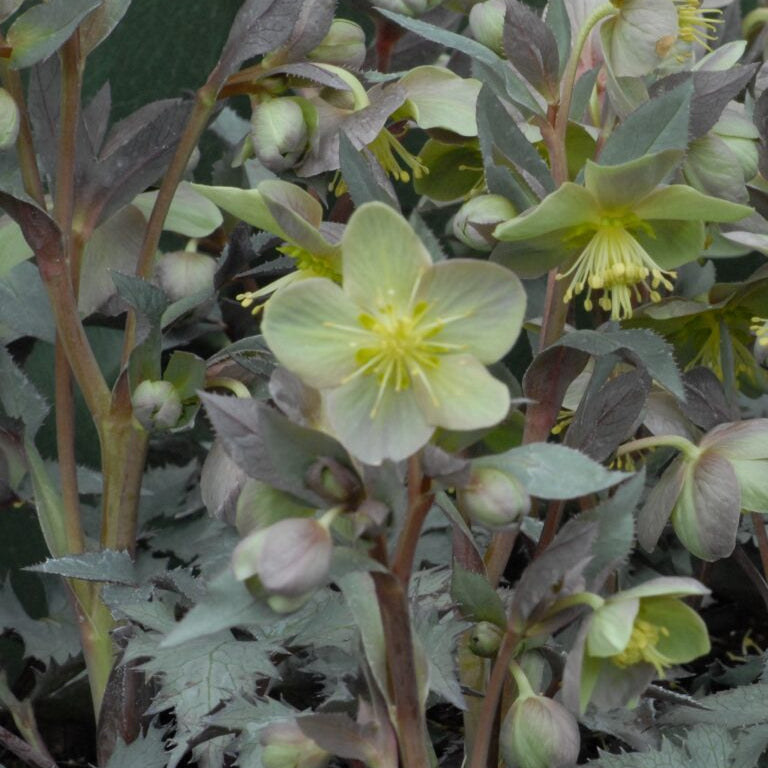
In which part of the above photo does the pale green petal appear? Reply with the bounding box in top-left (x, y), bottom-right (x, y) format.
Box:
top-left (416, 260), bottom-right (525, 363)
top-left (618, 576), bottom-right (709, 601)
top-left (189, 183), bottom-right (283, 236)
top-left (634, 219), bottom-right (705, 270)
top-left (633, 186), bottom-right (753, 222)
top-left (731, 459), bottom-right (768, 513)
top-left (600, 0), bottom-right (678, 78)
top-left (493, 184), bottom-right (601, 242)
top-left (397, 66), bottom-right (481, 137)
top-left (133, 181), bottom-right (223, 237)
top-left (261, 278), bottom-right (364, 388)
top-left (413, 354), bottom-right (510, 431)
top-left (587, 598), bottom-right (639, 657)
top-left (324, 375), bottom-right (433, 465)
top-left (342, 202), bottom-right (432, 311)
top-left (640, 598), bottom-right (710, 663)
top-left (584, 151), bottom-right (682, 212)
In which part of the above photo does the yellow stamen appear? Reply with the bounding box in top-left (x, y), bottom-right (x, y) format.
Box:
top-left (612, 618), bottom-right (673, 677)
top-left (674, 0), bottom-right (722, 59)
top-left (557, 220), bottom-right (676, 320)
top-left (751, 316), bottom-right (768, 348)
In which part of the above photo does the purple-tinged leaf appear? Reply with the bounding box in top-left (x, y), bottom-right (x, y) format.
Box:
top-left (680, 367), bottom-right (736, 430)
top-left (270, 0), bottom-right (337, 63)
top-left (502, 0), bottom-right (560, 102)
top-left (565, 369), bottom-right (651, 463)
top-left (523, 344), bottom-right (589, 420)
top-left (201, 393), bottom-right (350, 506)
top-left (217, 0), bottom-right (305, 81)
top-left (637, 457), bottom-right (687, 553)
top-left (79, 0), bottom-right (132, 56)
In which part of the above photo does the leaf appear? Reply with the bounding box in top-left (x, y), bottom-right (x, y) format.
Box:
top-left (268, 0), bottom-right (336, 63)
top-left (377, 8), bottom-right (541, 115)
top-left (502, 0), bottom-right (560, 102)
top-left (414, 610), bottom-right (468, 709)
top-left (0, 261), bottom-right (56, 343)
top-left (476, 86), bottom-right (554, 198)
top-left (679, 367), bottom-right (734, 430)
top-left (661, 682), bottom-right (768, 728)
top-left (554, 328), bottom-right (684, 400)
top-left (111, 271), bottom-right (169, 325)
top-left (598, 81), bottom-right (693, 166)
top-left (511, 516), bottom-right (598, 624)
top-left (106, 724), bottom-right (168, 768)
top-left (478, 443), bottom-right (631, 500)
top-left (451, 562), bottom-right (506, 626)
top-left (581, 470), bottom-right (644, 583)
top-left (201, 393), bottom-right (350, 506)
top-left (339, 132), bottom-right (399, 209)
top-left (79, 0), bottom-right (132, 56)
top-left (0, 345), bottom-right (49, 437)
top-left (7, 0), bottom-right (101, 69)
top-left (545, 0), bottom-right (571, 78)
top-left (564, 369), bottom-right (651, 462)
top-left (217, 0), bottom-right (305, 80)
top-left (26, 550), bottom-right (137, 584)
top-left (0, 217), bottom-right (33, 278)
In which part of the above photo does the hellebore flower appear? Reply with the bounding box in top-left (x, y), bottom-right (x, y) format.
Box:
top-left (261, 202), bottom-right (526, 465)
top-left (493, 150), bottom-right (751, 320)
top-left (638, 419), bottom-right (768, 560)
top-left (565, 577), bottom-right (710, 712)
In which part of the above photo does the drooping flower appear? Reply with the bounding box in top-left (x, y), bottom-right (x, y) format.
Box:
top-left (493, 150), bottom-right (751, 320)
top-left (564, 577), bottom-right (710, 711)
top-left (261, 202), bottom-right (526, 465)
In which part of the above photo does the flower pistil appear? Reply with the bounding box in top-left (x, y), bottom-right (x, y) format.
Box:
top-left (611, 618), bottom-right (672, 676)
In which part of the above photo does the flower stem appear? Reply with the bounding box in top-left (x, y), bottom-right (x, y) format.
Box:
top-left (616, 434), bottom-right (701, 461)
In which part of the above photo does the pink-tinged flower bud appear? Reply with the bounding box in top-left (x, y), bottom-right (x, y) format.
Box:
top-left (156, 250), bottom-right (216, 302)
top-left (251, 98), bottom-right (309, 172)
top-left (469, 621), bottom-right (504, 657)
top-left (469, 0), bottom-right (506, 55)
top-left (132, 380), bottom-right (183, 431)
top-left (307, 19), bottom-right (366, 69)
top-left (232, 517), bottom-right (333, 597)
top-left (460, 467), bottom-right (531, 530)
top-left (260, 721), bottom-right (330, 768)
top-left (500, 694), bottom-right (580, 768)
top-left (453, 194), bottom-right (518, 251)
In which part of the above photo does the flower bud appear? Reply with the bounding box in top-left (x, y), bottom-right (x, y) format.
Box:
top-left (156, 250), bottom-right (216, 302)
top-left (0, 88), bottom-right (19, 149)
top-left (307, 19), bottom-right (366, 69)
top-left (260, 721), bottom-right (330, 768)
top-left (469, 0), bottom-right (506, 55)
top-left (251, 98), bottom-right (309, 172)
top-left (469, 621), bottom-right (504, 657)
top-left (232, 517), bottom-right (333, 597)
top-left (500, 694), bottom-right (580, 768)
top-left (305, 458), bottom-right (360, 505)
top-left (460, 467), bottom-right (531, 530)
top-left (132, 380), bottom-right (183, 431)
top-left (713, 105), bottom-right (759, 182)
top-left (453, 194), bottom-right (517, 251)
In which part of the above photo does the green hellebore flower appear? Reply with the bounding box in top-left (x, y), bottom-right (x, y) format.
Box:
top-left (261, 202), bottom-right (526, 465)
top-left (493, 150), bottom-right (751, 320)
top-left (638, 419), bottom-right (768, 560)
top-left (571, 576), bottom-right (709, 711)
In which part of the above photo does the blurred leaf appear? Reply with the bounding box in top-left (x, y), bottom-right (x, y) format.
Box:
top-left (0, 345), bottom-right (49, 437)
top-left (0, 262), bottom-right (55, 343)
top-left (26, 550), bottom-right (137, 585)
top-left (79, 0), bottom-right (132, 56)
top-left (7, 0), bottom-right (101, 70)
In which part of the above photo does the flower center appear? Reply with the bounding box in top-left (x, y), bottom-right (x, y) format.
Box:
top-left (326, 298), bottom-right (469, 417)
top-left (675, 0), bottom-right (722, 51)
top-left (611, 618), bottom-right (672, 676)
top-left (557, 220), bottom-right (676, 320)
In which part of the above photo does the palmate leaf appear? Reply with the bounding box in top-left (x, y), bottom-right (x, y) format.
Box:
top-left (106, 724), bottom-right (168, 768)
top-left (661, 682), bottom-right (768, 728)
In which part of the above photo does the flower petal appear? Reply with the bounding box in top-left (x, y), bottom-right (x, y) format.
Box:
top-left (416, 260), bottom-right (526, 363)
top-left (583, 151), bottom-right (682, 212)
top-left (634, 219), bottom-right (705, 270)
top-left (342, 202), bottom-right (432, 312)
top-left (324, 375), bottom-right (434, 465)
top-left (618, 576), bottom-right (710, 601)
top-left (633, 185), bottom-right (752, 222)
top-left (730, 459), bottom-right (768, 513)
top-left (494, 183), bottom-right (601, 241)
top-left (640, 598), bottom-right (710, 664)
top-left (587, 598), bottom-right (639, 657)
top-left (701, 419), bottom-right (768, 460)
top-left (412, 354), bottom-right (510, 431)
top-left (261, 278), bottom-right (364, 388)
